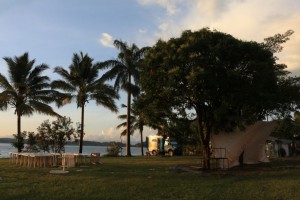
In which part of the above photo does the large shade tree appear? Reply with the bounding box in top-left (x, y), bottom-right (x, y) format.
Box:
top-left (52, 52), bottom-right (119, 153)
top-left (140, 28), bottom-right (300, 169)
top-left (0, 52), bottom-right (59, 152)
top-left (99, 40), bottom-right (149, 156)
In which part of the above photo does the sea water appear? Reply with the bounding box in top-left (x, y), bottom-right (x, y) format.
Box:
top-left (0, 143), bottom-right (147, 158)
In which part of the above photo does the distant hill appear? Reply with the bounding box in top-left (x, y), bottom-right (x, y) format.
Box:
top-left (0, 138), bottom-right (141, 147)
top-left (0, 138), bottom-right (14, 143)
top-left (66, 141), bottom-right (127, 147)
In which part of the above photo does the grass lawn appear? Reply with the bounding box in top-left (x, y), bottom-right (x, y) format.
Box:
top-left (0, 156), bottom-right (300, 200)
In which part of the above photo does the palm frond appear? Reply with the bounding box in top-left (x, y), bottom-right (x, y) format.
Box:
top-left (0, 91), bottom-right (11, 111)
top-left (100, 61), bottom-right (125, 81)
top-left (117, 124), bottom-right (135, 136)
top-left (121, 104), bottom-right (127, 108)
top-left (96, 60), bottom-right (116, 70)
top-left (53, 92), bottom-right (74, 107)
top-left (117, 114), bottom-right (135, 121)
top-left (121, 83), bottom-right (140, 97)
top-left (5, 53), bottom-right (35, 85)
top-left (114, 71), bottom-right (128, 91)
top-left (114, 40), bottom-right (128, 52)
top-left (116, 122), bottom-right (127, 129)
top-left (0, 73), bottom-right (13, 90)
top-left (117, 114), bottom-right (127, 120)
top-left (51, 80), bottom-right (76, 92)
top-left (28, 64), bottom-right (49, 83)
top-left (93, 93), bottom-right (119, 112)
top-left (119, 129), bottom-right (127, 136)
top-left (19, 104), bottom-right (34, 116)
top-left (53, 67), bottom-right (74, 84)
top-left (29, 100), bottom-right (61, 117)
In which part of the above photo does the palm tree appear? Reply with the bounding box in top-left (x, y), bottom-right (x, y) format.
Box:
top-left (52, 52), bottom-right (119, 153)
top-left (0, 52), bottom-right (59, 152)
top-left (99, 40), bottom-right (149, 156)
top-left (117, 102), bottom-right (146, 156)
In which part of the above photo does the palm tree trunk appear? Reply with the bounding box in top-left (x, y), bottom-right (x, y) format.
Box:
top-left (17, 114), bottom-right (22, 153)
top-left (126, 74), bottom-right (132, 156)
top-left (79, 105), bottom-right (84, 153)
top-left (126, 92), bottom-right (132, 156)
top-left (140, 130), bottom-right (144, 156)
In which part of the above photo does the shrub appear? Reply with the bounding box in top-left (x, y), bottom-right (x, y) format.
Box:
top-left (106, 142), bottom-right (121, 156)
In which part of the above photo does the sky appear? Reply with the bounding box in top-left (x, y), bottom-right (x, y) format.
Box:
top-left (0, 0), bottom-right (300, 144)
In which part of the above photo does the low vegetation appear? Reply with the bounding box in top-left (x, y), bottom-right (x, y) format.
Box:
top-left (1, 156), bottom-right (300, 200)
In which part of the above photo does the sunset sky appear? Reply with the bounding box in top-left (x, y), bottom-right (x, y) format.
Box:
top-left (0, 0), bottom-right (299, 143)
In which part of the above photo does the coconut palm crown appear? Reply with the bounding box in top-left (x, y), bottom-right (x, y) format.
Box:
top-left (52, 52), bottom-right (119, 153)
top-left (0, 52), bottom-right (59, 152)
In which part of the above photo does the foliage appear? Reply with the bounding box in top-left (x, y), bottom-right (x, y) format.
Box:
top-left (52, 52), bottom-right (119, 153)
top-left (0, 52), bottom-right (59, 152)
top-left (25, 131), bottom-right (39, 152)
top-left (140, 28), bottom-right (300, 169)
top-left (271, 112), bottom-right (300, 140)
top-left (11, 131), bottom-right (26, 151)
top-left (99, 40), bottom-right (149, 156)
top-left (106, 142), bottom-right (121, 156)
top-left (263, 30), bottom-right (294, 53)
top-left (167, 118), bottom-right (199, 146)
top-left (36, 124), bottom-right (50, 152)
top-left (36, 117), bottom-right (79, 153)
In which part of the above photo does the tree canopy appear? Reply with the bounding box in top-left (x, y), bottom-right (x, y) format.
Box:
top-left (0, 52), bottom-right (59, 152)
top-left (140, 28), bottom-right (300, 168)
top-left (52, 52), bottom-right (119, 153)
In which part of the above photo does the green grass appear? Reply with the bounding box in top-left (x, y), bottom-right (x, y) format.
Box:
top-left (1, 156), bottom-right (300, 200)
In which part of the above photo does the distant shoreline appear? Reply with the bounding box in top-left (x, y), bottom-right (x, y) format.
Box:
top-left (0, 138), bottom-right (143, 147)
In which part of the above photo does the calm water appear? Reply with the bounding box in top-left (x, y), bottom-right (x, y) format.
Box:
top-left (0, 143), bottom-right (147, 158)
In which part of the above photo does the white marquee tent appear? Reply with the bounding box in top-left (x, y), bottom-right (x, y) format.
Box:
top-left (211, 121), bottom-right (278, 168)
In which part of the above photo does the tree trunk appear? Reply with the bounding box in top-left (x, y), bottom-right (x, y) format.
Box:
top-left (292, 139), bottom-right (296, 156)
top-left (140, 129), bottom-right (144, 156)
top-left (17, 114), bottom-right (22, 153)
top-left (126, 74), bottom-right (132, 156)
top-left (79, 105), bottom-right (84, 153)
top-left (196, 109), bottom-right (211, 170)
top-left (202, 139), bottom-right (211, 169)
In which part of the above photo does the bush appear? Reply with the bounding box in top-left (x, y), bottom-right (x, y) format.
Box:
top-left (12, 132), bottom-right (26, 152)
top-left (106, 143), bottom-right (121, 157)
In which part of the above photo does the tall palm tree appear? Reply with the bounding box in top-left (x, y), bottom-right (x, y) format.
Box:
top-left (0, 52), bottom-right (59, 152)
top-left (52, 52), bottom-right (119, 153)
top-left (99, 40), bottom-right (149, 156)
top-left (117, 102), bottom-right (146, 156)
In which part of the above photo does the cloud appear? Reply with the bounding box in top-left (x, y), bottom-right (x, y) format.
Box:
top-left (85, 126), bottom-right (156, 144)
top-left (138, 0), bottom-right (300, 74)
top-left (99, 127), bottom-right (118, 142)
top-left (137, 0), bottom-right (183, 16)
top-left (196, 0), bottom-right (231, 19)
top-left (158, 22), bottom-right (168, 31)
top-left (99, 32), bottom-right (114, 48)
top-left (138, 28), bottom-right (148, 34)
